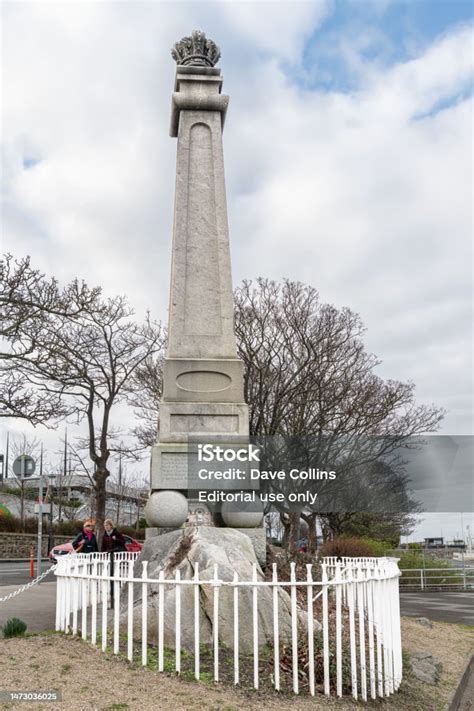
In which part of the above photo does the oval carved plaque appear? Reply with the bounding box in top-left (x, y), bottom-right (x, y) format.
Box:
top-left (176, 370), bottom-right (232, 393)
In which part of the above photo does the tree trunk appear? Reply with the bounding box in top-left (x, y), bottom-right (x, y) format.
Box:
top-left (135, 501), bottom-right (140, 532)
top-left (302, 512), bottom-right (318, 555)
top-left (288, 511), bottom-right (300, 558)
top-left (280, 513), bottom-right (291, 549)
top-left (94, 468), bottom-right (108, 549)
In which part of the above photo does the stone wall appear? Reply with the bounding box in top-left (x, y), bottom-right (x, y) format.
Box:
top-left (0, 532), bottom-right (71, 559)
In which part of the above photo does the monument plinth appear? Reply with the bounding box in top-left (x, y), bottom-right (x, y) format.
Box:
top-left (145, 31), bottom-right (255, 530)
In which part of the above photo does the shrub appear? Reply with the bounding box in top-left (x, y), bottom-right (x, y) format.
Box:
top-left (318, 537), bottom-right (386, 558)
top-left (0, 515), bottom-right (38, 533)
top-left (2, 617), bottom-right (27, 638)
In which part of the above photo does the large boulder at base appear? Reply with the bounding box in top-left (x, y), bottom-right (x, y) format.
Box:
top-left (120, 527), bottom-right (316, 653)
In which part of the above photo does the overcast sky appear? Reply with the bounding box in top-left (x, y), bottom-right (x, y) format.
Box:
top-left (1, 1), bottom-right (472, 540)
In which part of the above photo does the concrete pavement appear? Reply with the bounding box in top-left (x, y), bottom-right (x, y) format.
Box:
top-left (0, 581), bottom-right (57, 632)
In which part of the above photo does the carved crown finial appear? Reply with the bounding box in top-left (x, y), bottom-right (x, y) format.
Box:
top-left (171, 30), bottom-right (221, 67)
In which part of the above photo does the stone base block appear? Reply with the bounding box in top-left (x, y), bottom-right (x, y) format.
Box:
top-left (158, 401), bottom-right (249, 442)
top-left (162, 358), bottom-right (245, 403)
top-left (150, 440), bottom-right (258, 490)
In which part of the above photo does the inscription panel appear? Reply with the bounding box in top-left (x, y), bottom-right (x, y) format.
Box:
top-left (170, 413), bottom-right (239, 433)
top-left (158, 452), bottom-right (188, 488)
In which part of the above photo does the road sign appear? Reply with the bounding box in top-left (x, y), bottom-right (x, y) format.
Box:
top-left (34, 503), bottom-right (52, 514)
top-left (12, 455), bottom-right (36, 478)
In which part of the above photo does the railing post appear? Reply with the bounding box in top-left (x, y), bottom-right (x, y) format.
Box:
top-left (175, 568), bottom-right (181, 674)
top-left (321, 561), bottom-right (330, 696)
top-left (113, 556), bottom-right (120, 655)
top-left (194, 562), bottom-right (200, 681)
top-left (290, 561), bottom-right (299, 695)
top-left (102, 558), bottom-right (108, 652)
top-left (142, 560), bottom-right (148, 666)
top-left (420, 568), bottom-right (424, 591)
top-left (110, 552), bottom-right (115, 609)
top-left (272, 563), bottom-right (279, 692)
top-left (382, 564), bottom-right (391, 696)
top-left (335, 562), bottom-right (343, 698)
top-left (127, 557), bottom-right (134, 662)
top-left (306, 564), bottom-right (315, 696)
top-left (81, 558), bottom-right (88, 639)
top-left (374, 564), bottom-right (383, 698)
top-left (213, 564), bottom-right (219, 683)
top-left (91, 558), bottom-right (98, 645)
top-left (347, 562), bottom-right (358, 700)
top-left (158, 569), bottom-right (164, 672)
top-left (72, 558), bottom-right (79, 636)
top-left (233, 570), bottom-right (239, 685)
top-left (64, 557), bottom-right (71, 634)
top-left (55, 562), bottom-right (62, 632)
top-left (366, 565), bottom-right (376, 699)
top-left (252, 562), bottom-right (259, 690)
top-left (357, 564), bottom-right (367, 701)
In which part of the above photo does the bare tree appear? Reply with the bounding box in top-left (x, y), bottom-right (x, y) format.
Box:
top-left (0, 254), bottom-right (99, 424)
top-left (3, 257), bottom-right (163, 544)
top-left (128, 353), bottom-right (164, 448)
top-left (133, 278), bottom-right (444, 555)
top-left (234, 279), bottom-right (444, 554)
top-left (108, 466), bottom-right (147, 529)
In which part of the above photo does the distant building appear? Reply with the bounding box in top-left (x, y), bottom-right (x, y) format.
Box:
top-left (447, 539), bottom-right (466, 550)
top-left (3, 472), bottom-right (147, 526)
top-left (424, 537), bottom-right (444, 548)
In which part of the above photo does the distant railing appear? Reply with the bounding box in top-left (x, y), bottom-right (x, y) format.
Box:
top-left (323, 555), bottom-right (474, 591)
top-left (55, 553), bottom-right (402, 701)
top-left (398, 567), bottom-right (474, 590)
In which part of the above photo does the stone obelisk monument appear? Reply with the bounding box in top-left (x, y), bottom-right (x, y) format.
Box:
top-left (145, 31), bottom-right (257, 531)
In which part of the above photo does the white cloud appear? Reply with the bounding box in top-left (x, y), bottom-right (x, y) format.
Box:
top-left (1, 1), bottom-right (472, 469)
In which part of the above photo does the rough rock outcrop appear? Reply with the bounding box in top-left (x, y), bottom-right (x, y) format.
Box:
top-left (121, 527), bottom-right (316, 653)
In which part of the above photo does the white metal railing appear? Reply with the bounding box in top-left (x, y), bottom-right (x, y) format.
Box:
top-left (322, 556), bottom-right (474, 590)
top-left (55, 553), bottom-right (402, 701)
top-left (398, 567), bottom-right (474, 590)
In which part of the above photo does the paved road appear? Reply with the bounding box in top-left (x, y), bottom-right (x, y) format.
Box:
top-left (400, 591), bottom-right (473, 625)
top-left (0, 560), bottom-right (54, 587)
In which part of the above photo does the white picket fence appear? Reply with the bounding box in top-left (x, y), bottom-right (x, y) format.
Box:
top-left (55, 553), bottom-right (402, 701)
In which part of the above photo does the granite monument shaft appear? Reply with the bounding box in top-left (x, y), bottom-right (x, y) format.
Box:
top-left (145, 30), bottom-right (251, 528)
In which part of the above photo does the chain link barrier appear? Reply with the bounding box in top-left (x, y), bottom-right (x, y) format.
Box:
top-left (0, 564), bottom-right (57, 603)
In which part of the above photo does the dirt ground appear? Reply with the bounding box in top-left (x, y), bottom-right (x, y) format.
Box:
top-left (0, 618), bottom-right (472, 711)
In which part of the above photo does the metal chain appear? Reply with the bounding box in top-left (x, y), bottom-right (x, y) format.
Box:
top-left (0, 564), bottom-right (58, 603)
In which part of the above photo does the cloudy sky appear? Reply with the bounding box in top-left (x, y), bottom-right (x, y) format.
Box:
top-left (2, 1), bottom-right (473, 539)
